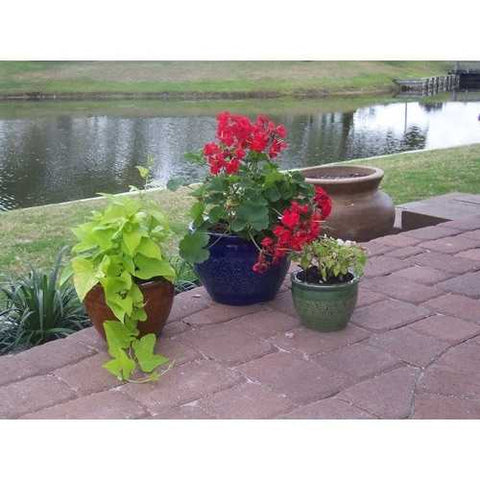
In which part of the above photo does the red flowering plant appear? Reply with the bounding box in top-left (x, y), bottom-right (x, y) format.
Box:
top-left (171, 112), bottom-right (332, 271)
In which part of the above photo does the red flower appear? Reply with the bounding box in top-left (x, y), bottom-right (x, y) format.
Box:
top-left (261, 237), bottom-right (274, 248)
top-left (225, 158), bottom-right (240, 174)
top-left (281, 210), bottom-right (300, 229)
top-left (276, 124), bottom-right (287, 138)
top-left (314, 186), bottom-right (332, 219)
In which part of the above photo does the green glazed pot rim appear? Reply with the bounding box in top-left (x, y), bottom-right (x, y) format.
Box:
top-left (291, 270), bottom-right (361, 291)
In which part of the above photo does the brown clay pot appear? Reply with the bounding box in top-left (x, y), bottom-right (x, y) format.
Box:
top-left (300, 165), bottom-right (395, 242)
top-left (84, 278), bottom-right (175, 340)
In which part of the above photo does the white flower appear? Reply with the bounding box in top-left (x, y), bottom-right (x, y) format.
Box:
top-left (336, 238), bottom-right (345, 246)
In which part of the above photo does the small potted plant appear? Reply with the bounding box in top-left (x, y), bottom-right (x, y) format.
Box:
top-left (291, 236), bottom-right (367, 332)
top-left (172, 112), bottom-right (332, 306)
top-left (70, 167), bottom-right (176, 382)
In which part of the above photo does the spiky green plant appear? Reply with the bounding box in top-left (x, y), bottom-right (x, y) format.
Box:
top-left (171, 257), bottom-right (200, 294)
top-left (0, 251), bottom-right (89, 355)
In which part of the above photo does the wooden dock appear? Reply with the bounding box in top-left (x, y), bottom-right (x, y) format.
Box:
top-left (394, 74), bottom-right (460, 96)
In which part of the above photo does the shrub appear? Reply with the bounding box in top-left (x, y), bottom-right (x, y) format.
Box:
top-left (0, 251), bottom-right (89, 355)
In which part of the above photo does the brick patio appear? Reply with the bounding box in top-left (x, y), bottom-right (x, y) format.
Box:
top-left (2, 215), bottom-right (480, 419)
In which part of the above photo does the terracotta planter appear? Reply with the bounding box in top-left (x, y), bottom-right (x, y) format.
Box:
top-left (84, 278), bottom-right (175, 340)
top-left (300, 165), bottom-right (395, 242)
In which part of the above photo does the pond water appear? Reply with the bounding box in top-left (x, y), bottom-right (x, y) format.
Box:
top-left (0, 92), bottom-right (479, 211)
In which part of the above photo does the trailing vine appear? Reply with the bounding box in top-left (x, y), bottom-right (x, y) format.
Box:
top-left (71, 166), bottom-right (176, 382)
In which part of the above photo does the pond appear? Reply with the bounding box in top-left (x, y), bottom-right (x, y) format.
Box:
top-left (0, 91), bottom-right (479, 211)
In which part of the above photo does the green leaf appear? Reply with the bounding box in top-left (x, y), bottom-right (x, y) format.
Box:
top-left (179, 230), bottom-right (210, 264)
top-left (132, 334), bottom-right (170, 373)
top-left (184, 151), bottom-right (205, 164)
top-left (190, 201), bottom-right (205, 220)
top-left (235, 199), bottom-right (269, 231)
top-left (71, 257), bottom-right (98, 301)
top-left (264, 185), bottom-right (281, 202)
top-left (136, 166), bottom-right (149, 179)
top-left (123, 228), bottom-right (142, 256)
top-left (136, 237), bottom-right (162, 259)
top-left (134, 253), bottom-right (176, 282)
top-left (130, 308), bottom-right (148, 322)
top-left (207, 205), bottom-right (226, 224)
top-left (59, 263), bottom-right (73, 287)
top-left (231, 217), bottom-right (248, 232)
top-left (103, 320), bottom-right (137, 352)
top-left (103, 348), bottom-right (136, 380)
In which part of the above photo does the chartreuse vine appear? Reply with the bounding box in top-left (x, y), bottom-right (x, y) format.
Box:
top-left (71, 167), bottom-right (176, 382)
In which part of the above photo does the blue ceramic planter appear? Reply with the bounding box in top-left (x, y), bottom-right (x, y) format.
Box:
top-left (194, 231), bottom-right (290, 306)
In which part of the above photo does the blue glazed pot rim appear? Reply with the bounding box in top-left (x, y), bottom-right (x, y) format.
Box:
top-left (291, 270), bottom-right (361, 291)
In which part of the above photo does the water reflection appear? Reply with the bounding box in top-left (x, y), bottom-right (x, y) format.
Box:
top-left (0, 96), bottom-right (479, 211)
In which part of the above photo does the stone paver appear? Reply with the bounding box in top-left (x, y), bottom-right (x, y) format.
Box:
top-left (368, 327), bottom-right (450, 367)
top-left (373, 233), bottom-right (422, 247)
top-left (0, 354), bottom-right (45, 387)
top-left (267, 290), bottom-right (298, 318)
top-left (442, 215), bottom-right (480, 232)
top-left (418, 365), bottom-right (480, 398)
top-left (423, 294), bottom-right (480, 322)
top-left (183, 302), bottom-right (263, 326)
top-left (351, 298), bottom-right (430, 332)
top-left (409, 314), bottom-right (480, 343)
top-left (151, 403), bottom-right (215, 419)
top-left (363, 275), bottom-right (442, 304)
top-left (413, 394), bottom-right (480, 419)
top-left (269, 324), bottom-right (370, 356)
top-left (53, 352), bottom-right (122, 395)
top-left (390, 265), bottom-right (453, 285)
top-left (235, 351), bottom-right (351, 405)
top-left (197, 382), bottom-right (295, 419)
top-left (314, 342), bottom-right (401, 380)
top-left (338, 366), bottom-right (420, 418)
top-left (361, 240), bottom-right (395, 257)
top-left (15, 337), bottom-right (96, 375)
top-left (412, 251), bottom-right (480, 274)
top-left (283, 397), bottom-right (375, 419)
top-left (437, 271), bottom-right (480, 298)
top-left (168, 288), bottom-right (212, 323)
top-left (177, 323), bottom-right (274, 366)
top-left (403, 225), bottom-right (462, 241)
top-left (384, 246), bottom-right (425, 259)
top-left (119, 360), bottom-right (242, 415)
top-left (23, 391), bottom-right (147, 419)
top-left (356, 288), bottom-right (385, 308)
top-left (230, 310), bottom-right (300, 339)
top-left (2, 220), bottom-right (480, 419)
top-left (0, 375), bottom-right (76, 418)
top-left (456, 248), bottom-right (480, 261)
top-left (364, 256), bottom-right (412, 278)
top-left (65, 326), bottom-right (107, 351)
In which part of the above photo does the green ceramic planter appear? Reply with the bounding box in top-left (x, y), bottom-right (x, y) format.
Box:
top-left (290, 271), bottom-right (360, 332)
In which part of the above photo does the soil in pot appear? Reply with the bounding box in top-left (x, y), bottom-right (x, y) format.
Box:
top-left (291, 269), bottom-right (359, 332)
top-left (297, 266), bottom-right (354, 285)
top-left (84, 276), bottom-right (175, 340)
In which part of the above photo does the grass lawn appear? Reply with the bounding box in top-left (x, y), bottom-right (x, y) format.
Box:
top-left (0, 61), bottom-right (452, 97)
top-left (350, 143), bottom-right (480, 204)
top-left (0, 143), bottom-right (479, 277)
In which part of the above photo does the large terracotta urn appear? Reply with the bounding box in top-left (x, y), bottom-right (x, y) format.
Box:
top-left (300, 165), bottom-right (395, 242)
